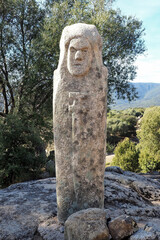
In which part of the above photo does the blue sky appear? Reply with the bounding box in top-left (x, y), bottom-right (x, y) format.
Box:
top-left (113, 0), bottom-right (160, 83)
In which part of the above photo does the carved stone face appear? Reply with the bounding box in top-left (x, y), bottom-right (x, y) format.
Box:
top-left (67, 37), bottom-right (92, 77)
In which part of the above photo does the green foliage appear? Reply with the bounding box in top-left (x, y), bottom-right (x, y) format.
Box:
top-left (106, 143), bottom-right (115, 154)
top-left (0, 115), bottom-right (46, 187)
top-left (112, 137), bottom-right (139, 172)
top-left (0, 0), bottom-right (53, 156)
top-left (107, 109), bottom-right (137, 144)
top-left (137, 107), bottom-right (160, 172)
top-left (0, 0), bottom-right (45, 116)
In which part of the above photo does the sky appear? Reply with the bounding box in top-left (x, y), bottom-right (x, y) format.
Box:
top-left (113, 0), bottom-right (160, 83)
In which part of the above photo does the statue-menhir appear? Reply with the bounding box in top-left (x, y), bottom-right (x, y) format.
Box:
top-left (53, 23), bottom-right (108, 223)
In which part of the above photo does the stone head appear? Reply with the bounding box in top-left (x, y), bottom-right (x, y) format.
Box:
top-left (67, 37), bottom-right (92, 76)
top-left (57, 23), bottom-right (103, 77)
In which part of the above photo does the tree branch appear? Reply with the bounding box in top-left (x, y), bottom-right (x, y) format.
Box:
top-left (0, 112), bottom-right (6, 117)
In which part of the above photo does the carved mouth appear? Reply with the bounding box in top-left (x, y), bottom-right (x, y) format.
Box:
top-left (74, 63), bottom-right (82, 66)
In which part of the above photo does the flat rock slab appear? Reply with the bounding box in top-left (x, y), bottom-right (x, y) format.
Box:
top-left (129, 229), bottom-right (158, 240)
top-left (0, 168), bottom-right (160, 239)
top-left (0, 178), bottom-right (57, 240)
top-left (38, 217), bottom-right (64, 240)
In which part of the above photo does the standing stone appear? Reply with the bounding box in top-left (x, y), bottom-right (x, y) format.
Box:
top-left (53, 23), bottom-right (108, 223)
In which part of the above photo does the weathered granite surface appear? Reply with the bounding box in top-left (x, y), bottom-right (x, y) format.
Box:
top-left (53, 23), bottom-right (108, 222)
top-left (0, 168), bottom-right (160, 240)
top-left (129, 229), bottom-right (158, 240)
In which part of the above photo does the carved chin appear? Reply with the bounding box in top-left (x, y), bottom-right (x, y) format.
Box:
top-left (68, 65), bottom-right (90, 77)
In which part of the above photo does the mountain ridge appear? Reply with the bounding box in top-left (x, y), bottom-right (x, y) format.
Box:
top-left (112, 82), bottom-right (160, 110)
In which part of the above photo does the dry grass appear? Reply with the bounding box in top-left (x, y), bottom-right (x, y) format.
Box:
top-left (105, 154), bottom-right (115, 168)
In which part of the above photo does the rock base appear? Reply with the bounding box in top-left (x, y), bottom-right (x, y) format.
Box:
top-left (0, 168), bottom-right (160, 239)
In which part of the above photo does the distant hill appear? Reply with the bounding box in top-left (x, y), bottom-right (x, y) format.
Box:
top-left (111, 82), bottom-right (160, 110)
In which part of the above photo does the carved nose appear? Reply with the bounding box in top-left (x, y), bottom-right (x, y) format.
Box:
top-left (75, 50), bottom-right (83, 61)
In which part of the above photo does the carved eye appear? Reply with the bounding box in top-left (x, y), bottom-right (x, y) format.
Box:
top-left (70, 47), bottom-right (76, 53)
top-left (82, 49), bottom-right (88, 53)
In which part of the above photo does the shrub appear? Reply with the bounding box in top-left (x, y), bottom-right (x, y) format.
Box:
top-left (137, 107), bottom-right (160, 172)
top-left (112, 137), bottom-right (139, 172)
top-left (107, 109), bottom-right (137, 145)
top-left (0, 115), bottom-right (46, 187)
top-left (106, 143), bottom-right (115, 154)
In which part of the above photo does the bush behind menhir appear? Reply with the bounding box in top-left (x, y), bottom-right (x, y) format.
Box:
top-left (0, 114), bottom-right (46, 187)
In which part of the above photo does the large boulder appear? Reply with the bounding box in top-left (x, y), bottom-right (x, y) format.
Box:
top-left (64, 208), bottom-right (110, 240)
top-left (0, 168), bottom-right (160, 239)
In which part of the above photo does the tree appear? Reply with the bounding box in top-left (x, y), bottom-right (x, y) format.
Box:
top-left (0, 0), bottom-right (146, 117)
top-left (0, 0), bottom-right (53, 135)
top-left (33, 0), bottom-right (145, 108)
top-left (0, 0), bottom-right (16, 116)
top-left (0, 1), bottom-right (52, 187)
top-left (0, 0), bottom-right (45, 117)
top-left (137, 107), bottom-right (160, 172)
top-left (112, 137), bottom-right (139, 172)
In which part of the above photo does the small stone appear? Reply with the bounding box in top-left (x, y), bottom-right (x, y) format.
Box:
top-left (108, 215), bottom-right (138, 240)
top-left (129, 229), bottom-right (158, 240)
top-left (59, 226), bottom-right (64, 233)
top-left (64, 208), bottom-right (110, 240)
